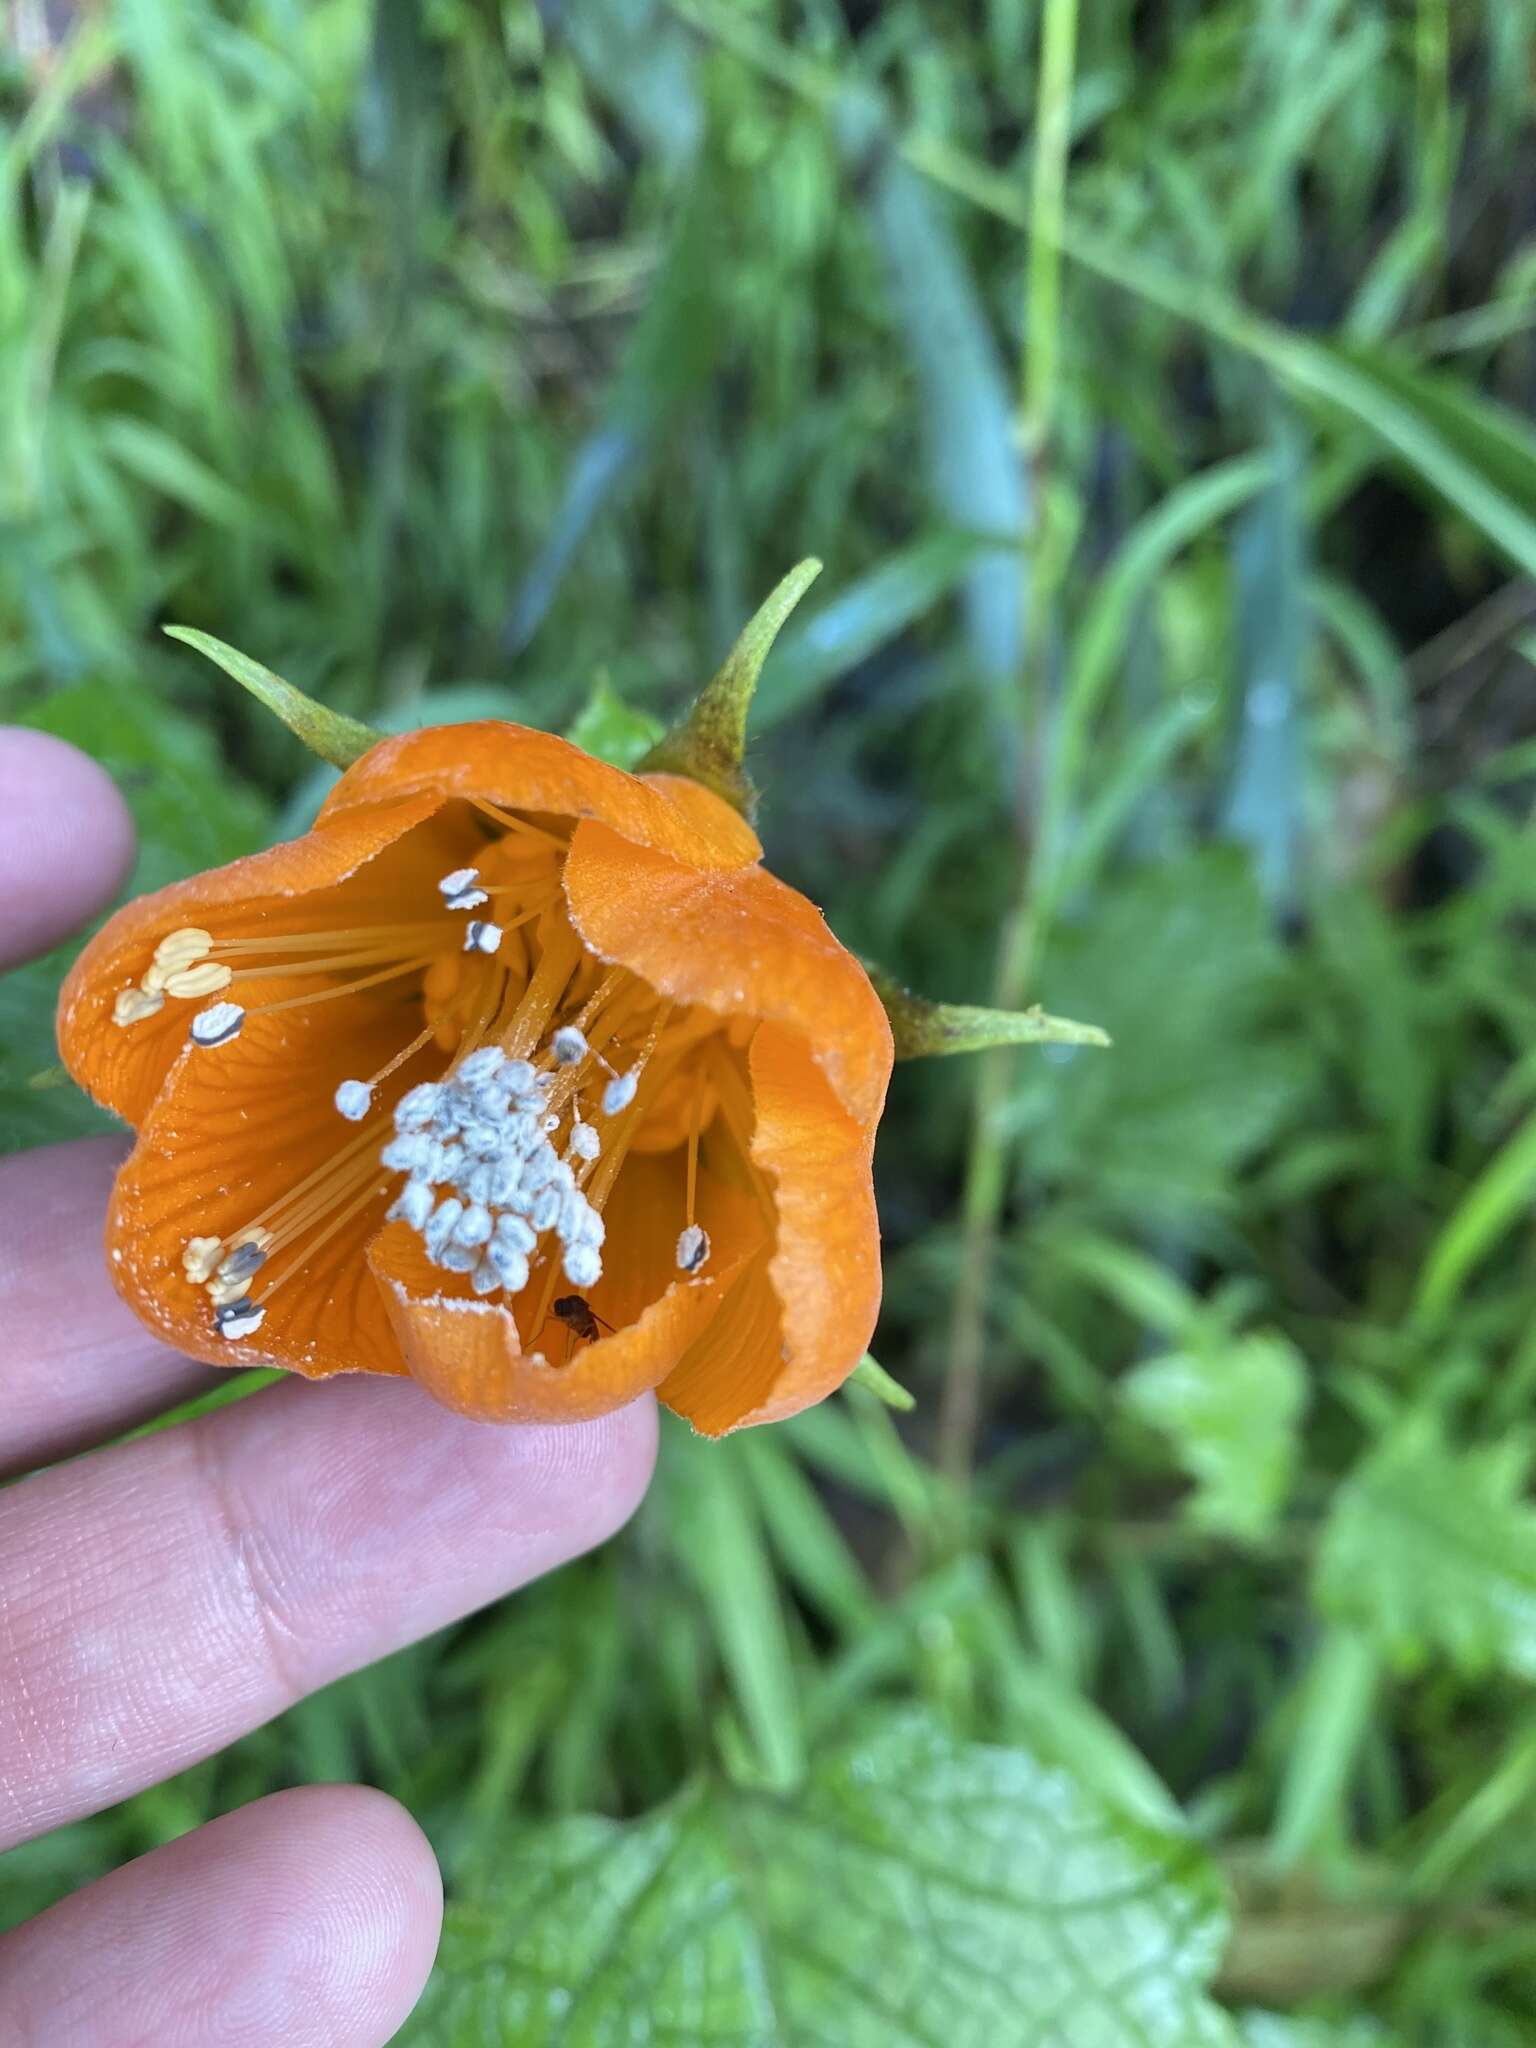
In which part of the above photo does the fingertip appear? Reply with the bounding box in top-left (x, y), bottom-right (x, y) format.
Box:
top-left (279, 1783), bottom-right (445, 2030)
top-left (0, 728), bottom-right (135, 969)
top-left (520, 1390), bottom-right (661, 1545)
top-left (0, 1782), bottom-right (445, 2048)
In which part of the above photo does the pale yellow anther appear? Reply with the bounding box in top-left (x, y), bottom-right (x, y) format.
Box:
top-left (183, 1236), bottom-right (224, 1283)
top-left (154, 927), bottom-right (213, 968)
top-left (113, 986), bottom-right (166, 1028)
top-left (163, 961), bottom-right (235, 999)
top-left (206, 1272), bottom-right (253, 1307)
top-left (227, 1225), bottom-right (275, 1256)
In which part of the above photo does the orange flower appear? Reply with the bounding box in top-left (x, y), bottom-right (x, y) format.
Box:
top-left (57, 721), bottom-right (893, 1434)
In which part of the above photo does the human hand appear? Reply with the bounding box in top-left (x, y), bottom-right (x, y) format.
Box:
top-left (0, 730), bottom-right (657, 2045)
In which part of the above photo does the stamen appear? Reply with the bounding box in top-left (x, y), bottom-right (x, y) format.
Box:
top-left (368, 1023), bottom-right (438, 1089)
top-left (156, 927), bottom-right (213, 967)
top-left (189, 1002), bottom-right (245, 1048)
top-left (162, 962), bottom-right (234, 999)
top-left (184, 1237), bottom-right (224, 1283)
top-left (564, 1242), bottom-right (602, 1288)
top-left (227, 1225), bottom-right (276, 1259)
top-left (504, 921), bottom-right (585, 1059)
top-left (379, 1036), bottom-right (613, 1302)
top-left (552, 1024), bottom-right (588, 1066)
top-left (113, 987), bottom-right (165, 1028)
top-left (601, 1070), bottom-right (638, 1116)
top-left (236, 1123), bottom-right (383, 1243)
top-left (208, 923), bottom-right (449, 957)
top-left (386, 1178), bottom-right (433, 1230)
top-left (216, 1298), bottom-right (265, 1340)
top-left (438, 865), bottom-right (488, 910)
top-left (242, 955), bottom-right (435, 1017)
top-left (256, 1175), bottom-right (389, 1304)
top-left (676, 1224), bottom-right (710, 1274)
top-left (334, 1079), bottom-right (373, 1122)
top-left (685, 1082), bottom-right (703, 1225)
top-left (464, 920), bottom-right (502, 955)
top-left (469, 799), bottom-right (567, 848)
top-left (208, 1272), bottom-right (255, 1308)
top-left (217, 1240), bottom-right (268, 1284)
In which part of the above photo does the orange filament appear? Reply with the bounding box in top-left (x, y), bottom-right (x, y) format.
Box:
top-left (685, 1081), bottom-right (703, 1228)
top-left (258, 1174), bottom-right (392, 1303)
top-left (470, 799), bottom-right (567, 848)
top-left (242, 955), bottom-right (438, 1016)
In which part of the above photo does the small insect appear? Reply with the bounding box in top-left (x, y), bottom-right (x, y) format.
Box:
top-left (552, 1293), bottom-right (613, 1353)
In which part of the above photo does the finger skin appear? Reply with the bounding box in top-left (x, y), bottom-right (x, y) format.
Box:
top-left (0, 729), bottom-right (135, 971)
top-left (0, 1137), bottom-right (211, 1479)
top-left (0, 1379), bottom-right (657, 1849)
top-left (0, 1785), bottom-right (443, 2047)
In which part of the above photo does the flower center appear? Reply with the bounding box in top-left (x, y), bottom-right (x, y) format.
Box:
top-left (121, 801), bottom-right (739, 1348)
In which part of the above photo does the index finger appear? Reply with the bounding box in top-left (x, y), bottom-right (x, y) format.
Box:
top-left (0, 728), bottom-right (135, 971)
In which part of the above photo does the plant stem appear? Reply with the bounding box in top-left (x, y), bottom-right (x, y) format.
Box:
top-left (937, 0), bottom-right (1078, 1489)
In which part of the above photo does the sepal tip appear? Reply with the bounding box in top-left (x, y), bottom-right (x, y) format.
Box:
top-left (640, 558), bottom-right (822, 817)
top-left (164, 626), bottom-right (382, 769)
top-left (865, 965), bottom-right (1111, 1060)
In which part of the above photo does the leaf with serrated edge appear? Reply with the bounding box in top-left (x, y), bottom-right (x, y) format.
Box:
top-left (405, 1713), bottom-right (1235, 2047)
top-left (1316, 1413), bottom-right (1536, 1680)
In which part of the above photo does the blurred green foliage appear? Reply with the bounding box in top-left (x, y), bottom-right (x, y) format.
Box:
top-left (5, 0), bottom-right (1536, 2038)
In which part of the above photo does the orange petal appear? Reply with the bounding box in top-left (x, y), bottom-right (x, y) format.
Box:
top-left (368, 1220), bottom-right (737, 1423)
top-left (323, 724), bottom-right (761, 871)
top-left (58, 789), bottom-right (447, 1127)
top-left (104, 996), bottom-right (426, 1379)
top-left (659, 1022), bottom-right (881, 1435)
top-left (562, 1143), bottom-right (769, 1347)
top-left (562, 821), bottom-right (893, 1129)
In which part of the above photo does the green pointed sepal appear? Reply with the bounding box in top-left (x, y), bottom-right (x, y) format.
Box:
top-left (164, 626), bottom-right (383, 769)
top-left (848, 1354), bottom-right (916, 1411)
top-left (639, 558), bottom-right (822, 818)
top-left (867, 965), bottom-right (1111, 1059)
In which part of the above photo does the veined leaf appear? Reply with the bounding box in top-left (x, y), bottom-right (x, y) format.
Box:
top-left (1240, 2011), bottom-right (1395, 2045)
top-left (1011, 850), bottom-right (1313, 1217)
top-left (406, 1712), bottom-right (1235, 2048)
top-left (1316, 1414), bottom-right (1536, 1681)
top-left (1123, 1333), bottom-right (1308, 1544)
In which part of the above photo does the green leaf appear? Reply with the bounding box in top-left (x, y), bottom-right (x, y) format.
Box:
top-left (1267, 1627), bottom-right (1381, 1868)
top-left (1221, 410), bottom-right (1307, 914)
top-left (1316, 1414), bottom-right (1536, 1681)
top-left (1239, 2016), bottom-right (1394, 2047)
top-left (641, 559), bottom-right (822, 816)
top-left (1122, 1333), bottom-right (1308, 1544)
top-left (1413, 1107), bottom-right (1536, 1330)
top-left (565, 676), bottom-right (664, 770)
top-left (1012, 851), bottom-right (1313, 1217)
top-left (163, 626), bottom-right (382, 768)
top-left (407, 1713), bottom-right (1235, 2047)
top-left (665, 1430), bottom-right (807, 1791)
top-left (857, 157), bottom-right (1028, 691)
top-left (502, 188), bottom-right (723, 652)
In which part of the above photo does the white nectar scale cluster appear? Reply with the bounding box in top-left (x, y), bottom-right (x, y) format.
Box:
top-left (369, 1043), bottom-right (613, 1299)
